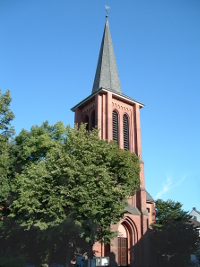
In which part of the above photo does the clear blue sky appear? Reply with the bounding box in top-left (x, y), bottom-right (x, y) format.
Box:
top-left (0, 0), bottom-right (199, 213)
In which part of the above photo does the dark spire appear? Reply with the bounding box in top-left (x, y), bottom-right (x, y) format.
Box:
top-left (91, 17), bottom-right (122, 94)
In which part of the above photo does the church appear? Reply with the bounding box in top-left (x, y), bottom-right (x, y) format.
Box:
top-left (71, 15), bottom-right (155, 267)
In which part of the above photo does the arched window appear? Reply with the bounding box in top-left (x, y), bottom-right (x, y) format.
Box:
top-left (91, 110), bottom-right (95, 130)
top-left (123, 114), bottom-right (129, 150)
top-left (112, 110), bottom-right (118, 144)
top-left (84, 115), bottom-right (89, 132)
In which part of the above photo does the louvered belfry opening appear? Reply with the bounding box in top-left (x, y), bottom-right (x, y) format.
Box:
top-left (91, 110), bottom-right (95, 130)
top-left (112, 110), bottom-right (118, 144)
top-left (84, 115), bottom-right (89, 132)
top-left (123, 114), bottom-right (129, 150)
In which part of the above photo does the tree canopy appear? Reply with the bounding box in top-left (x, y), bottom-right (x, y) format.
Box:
top-left (150, 199), bottom-right (200, 267)
top-left (0, 90), bottom-right (141, 265)
top-left (6, 122), bottom-right (140, 264)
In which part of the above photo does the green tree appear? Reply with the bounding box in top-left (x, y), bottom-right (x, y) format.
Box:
top-left (150, 199), bottom-right (200, 267)
top-left (0, 121), bottom-right (67, 265)
top-left (0, 89), bottom-right (15, 138)
top-left (0, 90), bottom-right (15, 221)
top-left (12, 120), bottom-right (66, 171)
top-left (0, 245), bottom-right (27, 267)
top-left (10, 123), bottom-right (140, 265)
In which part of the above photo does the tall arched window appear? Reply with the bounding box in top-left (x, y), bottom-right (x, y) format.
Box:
top-left (112, 110), bottom-right (118, 145)
top-left (123, 114), bottom-right (129, 150)
top-left (84, 115), bottom-right (89, 132)
top-left (91, 110), bottom-right (95, 130)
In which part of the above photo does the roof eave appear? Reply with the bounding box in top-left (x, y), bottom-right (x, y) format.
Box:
top-left (71, 87), bottom-right (144, 112)
top-left (71, 90), bottom-right (99, 112)
top-left (146, 200), bottom-right (155, 203)
top-left (101, 88), bottom-right (145, 108)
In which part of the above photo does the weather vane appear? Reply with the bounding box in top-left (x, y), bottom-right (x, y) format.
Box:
top-left (105, 5), bottom-right (110, 17)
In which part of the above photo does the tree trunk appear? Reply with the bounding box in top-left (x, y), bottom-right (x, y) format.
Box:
top-left (88, 243), bottom-right (93, 260)
top-left (65, 239), bottom-right (71, 267)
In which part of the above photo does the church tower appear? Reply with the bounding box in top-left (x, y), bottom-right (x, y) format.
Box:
top-left (71, 15), bottom-right (155, 267)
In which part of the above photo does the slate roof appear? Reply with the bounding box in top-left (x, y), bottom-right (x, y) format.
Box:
top-left (92, 17), bottom-right (122, 95)
top-left (146, 190), bottom-right (154, 203)
top-left (125, 205), bottom-right (141, 215)
top-left (71, 17), bottom-right (145, 112)
top-left (123, 190), bottom-right (154, 215)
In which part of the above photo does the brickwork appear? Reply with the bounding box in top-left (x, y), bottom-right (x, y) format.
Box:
top-left (75, 98), bottom-right (96, 130)
top-left (73, 89), bottom-right (155, 266)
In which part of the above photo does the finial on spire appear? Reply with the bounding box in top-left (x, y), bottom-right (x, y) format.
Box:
top-left (105, 5), bottom-right (110, 18)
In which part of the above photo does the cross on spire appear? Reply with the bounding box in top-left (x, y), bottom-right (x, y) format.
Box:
top-left (105, 5), bottom-right (110, 17)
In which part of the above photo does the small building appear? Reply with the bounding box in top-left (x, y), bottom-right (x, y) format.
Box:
top-left (71, 15), bottom-right (155, 267)
top-left (190, 207), bottom-right (200, 223)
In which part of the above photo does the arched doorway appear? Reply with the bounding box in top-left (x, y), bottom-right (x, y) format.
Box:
top-left (118, 217), bottom-right (138, 266)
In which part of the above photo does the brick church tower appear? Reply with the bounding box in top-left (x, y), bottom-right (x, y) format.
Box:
top-left (71, 16), bottom-right (155, 267)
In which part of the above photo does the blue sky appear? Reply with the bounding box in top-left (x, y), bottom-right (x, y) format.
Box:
top-left (0, 0), bottom-right (199, 213)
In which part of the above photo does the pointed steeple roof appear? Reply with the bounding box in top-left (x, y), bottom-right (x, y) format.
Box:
top-left (92, 16), bottom-right (122, 94)
top-left (71, 16), bottom-right (145, 112)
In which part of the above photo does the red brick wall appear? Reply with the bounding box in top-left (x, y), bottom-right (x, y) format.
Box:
top-left (73, 90), bottom-right (154, 266)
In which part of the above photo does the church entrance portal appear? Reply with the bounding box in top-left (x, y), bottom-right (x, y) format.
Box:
top-left (117, 217), bottom-right (139, 266)
top-left (118, 237), bottom-right (128, 266)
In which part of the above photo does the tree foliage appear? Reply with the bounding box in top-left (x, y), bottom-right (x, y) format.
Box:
top-left (150, 199), bottom-right (200, 267)
top-left (0, 245), bottom-right (27, 267)
top-left (0, 90), bottom-right (15, 219)
top-left (7, 122), bottom-right (140, 263)
top-left (0, 89), bottom-right (15, 138)
top-left (12, 120), bottom-right (66, 170)
top-left (0, 90), bottom-right (140, 264)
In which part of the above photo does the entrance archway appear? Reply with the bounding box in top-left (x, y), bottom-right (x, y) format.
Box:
top-left (118, 216), bottom-right (138, 266)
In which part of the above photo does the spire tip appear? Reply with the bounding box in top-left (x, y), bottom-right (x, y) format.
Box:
top-left (105, 5), bottom-right (110, 18)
